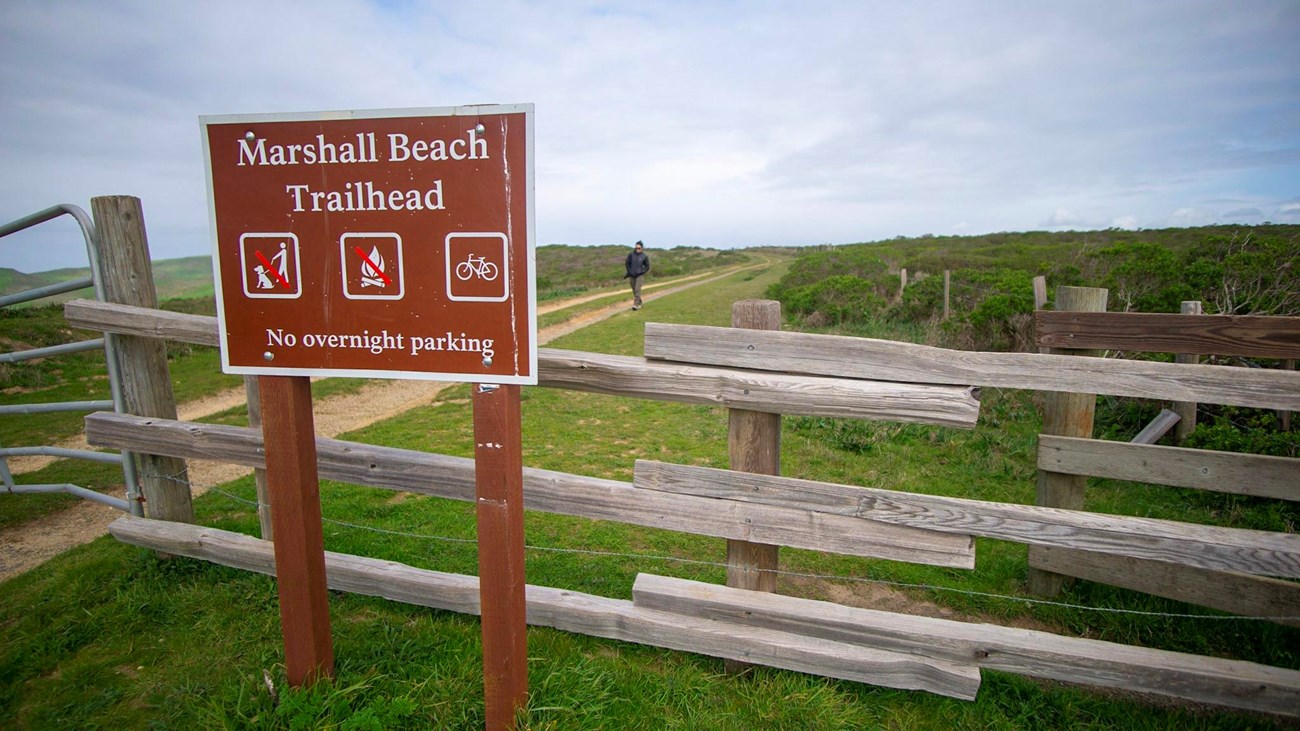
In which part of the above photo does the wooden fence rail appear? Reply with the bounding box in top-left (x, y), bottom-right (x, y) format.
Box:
top-left (643, 323), bottom-right (1300, 411)
top-left (1034, 310), bottom-right (1300, 359)
top-left (1039, 435), bottom-right (1298, 502)
top-left (83, 412), bottom-right (976, 568)
top-left (633, 461), bottom-right (1300, 579)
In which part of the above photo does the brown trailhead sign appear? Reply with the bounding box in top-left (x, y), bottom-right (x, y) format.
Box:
top-left (201, 104), bottom-right (536, 384)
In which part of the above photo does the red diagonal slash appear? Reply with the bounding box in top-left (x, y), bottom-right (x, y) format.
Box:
top-left (253, 249), bottom-right (292, 288)
top-left (353, 246), bottom-right (392, 285)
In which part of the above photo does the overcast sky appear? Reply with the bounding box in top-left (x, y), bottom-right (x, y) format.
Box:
top-left (1, 1), bottom-right (1297, 273)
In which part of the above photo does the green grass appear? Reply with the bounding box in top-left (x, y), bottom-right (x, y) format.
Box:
top-left (2, 254), bottom-right (1297, 728)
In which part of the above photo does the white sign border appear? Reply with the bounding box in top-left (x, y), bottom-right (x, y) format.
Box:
top-left (201, 103), bottom-right (538, 385)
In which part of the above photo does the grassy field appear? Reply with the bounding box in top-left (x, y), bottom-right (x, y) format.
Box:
top-left (1, 257), bottom-right (1297, 728)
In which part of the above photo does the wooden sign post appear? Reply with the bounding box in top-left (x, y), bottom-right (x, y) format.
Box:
top-left (259, 375), bottom-right (334, 685)
top-left (473, 384), bottom-right (528, 729)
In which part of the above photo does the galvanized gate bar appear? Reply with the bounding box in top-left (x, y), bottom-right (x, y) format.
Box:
top-left (0, 339), bottom-right (106, 363)
top-left (3, 484), bottom-right (131, 511)
top-left (0, 400), bottom-right (115, 415)
top-left (0, 276), bottom-right (94, 307)
top-left (0, 446), bottom-right (123, 464)
top-left (0, 203), bottom-right (143, 517)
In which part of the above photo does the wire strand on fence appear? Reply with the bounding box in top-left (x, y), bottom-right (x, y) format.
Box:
top-left (175, 480), bottom-right (1300, 623)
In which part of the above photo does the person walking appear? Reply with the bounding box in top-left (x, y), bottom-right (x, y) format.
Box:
top-left (624, 240), bottom-right (651, 310)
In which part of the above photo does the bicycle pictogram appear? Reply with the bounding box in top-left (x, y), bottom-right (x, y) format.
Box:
top-left (455, 253), bottom-right (499, 282)
top-left (445, 232), bottom-right (509, 302)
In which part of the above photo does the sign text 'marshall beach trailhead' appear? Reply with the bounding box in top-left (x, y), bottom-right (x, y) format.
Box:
top-left (201, 105), bottom-right (537, 384)
top-left (237, 128), bottom-right (492, 213)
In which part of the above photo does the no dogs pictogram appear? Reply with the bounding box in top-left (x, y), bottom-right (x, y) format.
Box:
top-left (240, 233), bottom-right (302, 299)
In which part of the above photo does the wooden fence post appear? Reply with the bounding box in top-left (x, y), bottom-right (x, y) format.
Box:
top-left (1283, 360), bottom-right (1296, 432)
top-left (942, 270), bottom-right (951, 321)
top-left (1032, 276), bottom-right (1049, 355)
top-left (898, 268), bottom-right (907, 301)
top-left (726, 300), bottom-right (782, 674)
top-left (1032, 276), bottom-right (1048, 312)
top-left (1027, 285), bottom-right (1108, 597)
top-left (1173, 301), bottom-right (1202, 444)
top-left (244, 376), bottom-right (273, 539)
top-left (90, 196), bottom-right (193, 523)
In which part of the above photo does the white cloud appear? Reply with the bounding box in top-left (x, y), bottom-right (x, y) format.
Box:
top-left (1111, 215), bottom-right (1139, 230)
top-left (1044, 208), bottom-right (1084, 228)
top-left (1170, 207), bottom-right (1213, 227)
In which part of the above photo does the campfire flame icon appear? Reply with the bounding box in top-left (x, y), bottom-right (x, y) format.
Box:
top-left (360, 246), bottom-right (386, 287)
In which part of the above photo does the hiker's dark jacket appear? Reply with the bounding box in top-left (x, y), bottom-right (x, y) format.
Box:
top-left (625, 251), bottom-right (650, 278)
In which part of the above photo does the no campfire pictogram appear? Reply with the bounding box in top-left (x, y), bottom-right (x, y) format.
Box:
top-left (240, 233), bottom-right (302, 299)
top-left (341, 232), bottom-right (405, 300)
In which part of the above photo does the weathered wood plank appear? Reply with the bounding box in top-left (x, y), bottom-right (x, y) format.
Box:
top-left (631, 574), bottom-right (1300, 717)
top-left (643, 323), bottom-right (1300, 411)
top-left (633, 460), bottom-right (1300, 579)
top-left (539, 348), bottom-right (981, 426)
top-left (65, 298), bottom-right (220, 347)
top-left (63, 300), bottom-right (982, 427)
top-left (1035, 310), bottom-right (1300, 359)
top-left (107, 517), bottom-right (981, 700)
top-left (1030, 546), bottom-right (1300, 628)
top-left (243, 376), bottom-right (273, 539)
top-left (85, 413), bottom-right (975, 568)
top-left (1038, 435), bottom-right (1299, 501)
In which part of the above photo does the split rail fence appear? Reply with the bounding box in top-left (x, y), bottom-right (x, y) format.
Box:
top-left (1031, 303), bottom-right (1300, 619)
top-left (58, 285), bottom-right (1300, 717)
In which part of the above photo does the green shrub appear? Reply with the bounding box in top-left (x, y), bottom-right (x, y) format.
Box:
top-left (889, 273), bottom-right (945, 323)
top-left (1185, 233), bottom-right (1300, 315)
top-left (765, 247), bottom-right (890, 303)
top-left (781, 275), bottom-right (887, 325)
top-left (1183, 407), bottom-right (1298, 458)
top-left (1092, 241), bottom-right (1190, 312)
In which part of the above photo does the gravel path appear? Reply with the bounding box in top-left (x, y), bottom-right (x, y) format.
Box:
top-left (0, 268), bottom-right (744, 581)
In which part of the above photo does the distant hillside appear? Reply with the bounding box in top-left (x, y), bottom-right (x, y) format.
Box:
top-left (831, 223), bottom-right (1300, 275)
top-left (150, 256), bottom-right (216, 299)
top-left (0, 256), bottom-right (214, 306)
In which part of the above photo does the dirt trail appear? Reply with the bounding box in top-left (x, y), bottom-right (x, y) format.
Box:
top-left (0, 267), bottom-right (750, 581)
